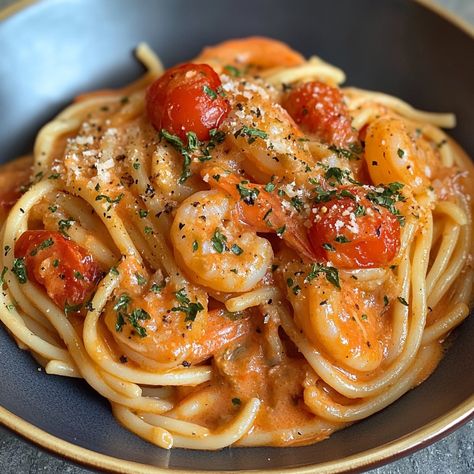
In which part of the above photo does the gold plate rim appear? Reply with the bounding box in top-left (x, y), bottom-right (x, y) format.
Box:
top-left (0, 0), bottom-right (473, 472)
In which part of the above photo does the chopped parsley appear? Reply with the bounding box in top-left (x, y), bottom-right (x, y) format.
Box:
top-left (397, 148), bottom-right (405, 158)
top-left (115, 312), bottom-right (126, 332)
top-left (230, 244), bottom-right (243, 255)
top-left (30, 238), bottom-right (54, 256)
top-left (383, 295), bottom-right (389, 306)
top-left (192, 240), bottom-right (199, 252)
top-left (113, 293), bottom-right (131, 313)
top-left (276, 225), bottom-right (286, 237)
top-left (135, 273), bottom-right (147, 286)
top-left (328, 142), bottom-right (363, 161)
top-left (160, 128), bottom-right (226, 183)
top-left (110, 266), bottom-right (119, 276)
top-left (151, 282), bottom-right (165, 293)
top-left (12, 258), bottom-right (27, 284)
top-left (160, 129), bottom-right (193, 183)
top-left (264, 180), bottom-right (276, 193)
top-left (322, 243), bottom-right (336, 251)
top-left (139, 209), bottom-right (148, 218)
top-left (128, 308), bottom-right (151, 337)
top-left (335, 235), bottom-right (351, 243)
top-left (232, 397), bottom-right (241, 406)
top-left (323, 166), bottom-right (361, 186)
top-left (292, 285), bottom-right (301, 295)
top-left (365, 182), bottom-right (406, 225)
top-left (236, 181), bottom-right (259, 205)
top-left (290, 196), bottom-right (304, 212)
top-left (211, 228), bottom-right (227, 253)
top-left (64, 302), bottom-right (83, 315)
top-left (172, 288), bottom-right (204, 322)
top-left (223, 65), bottom-right (242, 77)
top-left (58, 218), bottom-right (74, 236)
top-left (234, 126), bottom-right (268, 144)
top-left (313, 186), bottom-right (337, 203)
top-left (95, 193), bottom-right (124, 211)
top-left (0, 266), bottom-right (8, 285)
top-left (113, 293), bottom-right (150, 337)
top-left (203, 85), bottom-right (218, 99)
top-left (305, 263), bottom-right (340, 289)
top-left (354, 204), bottom-right (366, 217)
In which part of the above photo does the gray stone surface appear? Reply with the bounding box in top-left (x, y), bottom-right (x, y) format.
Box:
top-left (0, 0), bottom-right (472, 473)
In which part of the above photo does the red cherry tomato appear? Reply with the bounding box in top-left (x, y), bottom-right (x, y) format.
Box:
top-left (15, 230), bottom-right (100, 311)
top-left (309, 188), bottom-right (400, 269)
top-left (282, 81), bottom-right (357, 147)
top-left (146, 63), bottom-right (230, 141)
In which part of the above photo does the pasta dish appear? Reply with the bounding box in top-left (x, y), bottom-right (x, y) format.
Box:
top-left (0, 37), bottom-right (472, 449)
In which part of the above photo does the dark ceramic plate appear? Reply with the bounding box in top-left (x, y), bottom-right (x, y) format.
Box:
top-left (0, 0), bottom-right (473, 472)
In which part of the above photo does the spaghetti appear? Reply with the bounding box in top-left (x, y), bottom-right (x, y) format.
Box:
top-left (0, 37), bottom-right (472, 449)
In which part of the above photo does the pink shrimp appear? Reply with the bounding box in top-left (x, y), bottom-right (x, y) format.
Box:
top-left (202, 166), bottom-right (316, 261)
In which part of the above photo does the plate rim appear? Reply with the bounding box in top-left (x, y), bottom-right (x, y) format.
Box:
top-left (0, 0), bottom-right (473, 472)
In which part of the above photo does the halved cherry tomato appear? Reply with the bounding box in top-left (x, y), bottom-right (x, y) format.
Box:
top-left (309, 187), bottom-right (400, 268)
top-left (282, 81), bottom-right (357, 147)
top-left (14, 230), bottom-right (100, 311)
top-left (146, 63), bottom-right (230, 141)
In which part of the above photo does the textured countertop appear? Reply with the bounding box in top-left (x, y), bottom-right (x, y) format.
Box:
top-left (0, 0), bottom-right (473, 473)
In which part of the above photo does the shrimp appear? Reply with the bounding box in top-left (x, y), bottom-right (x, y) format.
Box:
top-left (202, 166), bottom-right (316, 261)
top-left (279, 260), bottom-right (386, 372)
top-left (103, 278), bottom-right (250, 368)
top-left (218, 76), bottom-right (318, 186)
top-left (0, 155), bottom-right (32, 215)
top-left (171, 190), bottom-right (274, 292)
top-left (194, 36), bottom-right (305, 73)
top-left (365, 116), bottom-right (438, 192)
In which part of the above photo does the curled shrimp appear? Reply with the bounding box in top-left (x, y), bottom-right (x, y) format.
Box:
top-left (218, 76), bottom-right (317, 186)
top-left (202, 166), bottom-right (316, 261)
top-left (280, 261), bottom-right (385, 372)
top-left (194, 36), bottom-right (304, 73)
top-left (171, 190), bottom-right (274, 292)
top-left (365, 116), bottom-right (438, 191)
top-left (103, 278), bottom-right (250, 368)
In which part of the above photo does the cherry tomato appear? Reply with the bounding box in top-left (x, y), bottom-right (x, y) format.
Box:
top-left (282, 81), bottom-right (357, 147)
top-left (15, 230), bottom-right (100, 311)
top-left (146, 63), bottom-right (230, 141)
top-left (309, 188), bottom-right (401, 268)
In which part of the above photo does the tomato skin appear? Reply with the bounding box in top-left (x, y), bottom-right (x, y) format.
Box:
top-left (309, 188), bottom-right (400, 269)
top-left (282, 81), bottom-right (357, 147)
top-left (14, 231), bottom-right (100, 311)
top-left (146, 63), bottom-right (230, 141)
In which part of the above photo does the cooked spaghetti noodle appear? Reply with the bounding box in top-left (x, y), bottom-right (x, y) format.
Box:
top-left (0, 37), bottom-right (472, 449)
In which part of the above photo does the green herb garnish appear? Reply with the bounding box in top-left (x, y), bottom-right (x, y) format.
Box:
top-left (211, 228), bottom-right (227, 253)
top-left (305, 263), bottom-right (340, 289)
top-left (172, 288), bottom-right (204, 322)
top-left (12, 258), bottom-right (27, 284)
top-left (236, 181), bottom-right (259, 205)
top-left (234, 126), bottom-right (268, 144)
